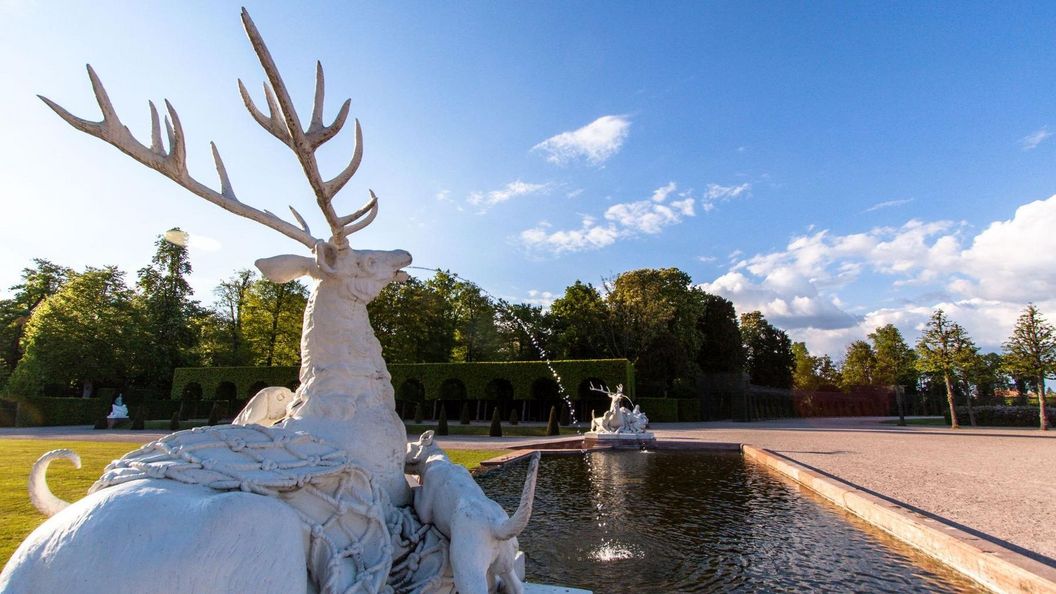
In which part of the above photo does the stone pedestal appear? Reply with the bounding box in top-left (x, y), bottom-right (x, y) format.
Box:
top-left (583, 431), bottom-right (656, 449)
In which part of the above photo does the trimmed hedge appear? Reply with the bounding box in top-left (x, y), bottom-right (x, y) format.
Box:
top-left (637, 397), bottom-right (678, 423)
top-left (944, 405), bottom-right (1055, 428)
top-left (676, 398), bottom-right (702, 422)
top-left (8, 397), bottom-right (111, 427)
top-left (171, 359), bottom-right (636, 404)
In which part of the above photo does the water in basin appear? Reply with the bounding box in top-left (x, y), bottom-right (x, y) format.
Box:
top-left (476, 450), bottom-right (984, 593)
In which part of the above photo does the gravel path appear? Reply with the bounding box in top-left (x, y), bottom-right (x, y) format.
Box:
top-left (4, 417), bottom-right (1053, 565)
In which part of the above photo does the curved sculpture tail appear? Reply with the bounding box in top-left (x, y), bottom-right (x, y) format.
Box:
top-left (29, 449), bottom-right (81, 517)
top-left (492, 452), bottom-right (540, 541)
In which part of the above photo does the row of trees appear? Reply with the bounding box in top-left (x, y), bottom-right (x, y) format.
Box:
top-left (369, 267), bottom-right (796, 395)
top-left (793, 308), bottom-right (1055, 430)
top-left (1, 231), bottom-right (310, 398)
top-left (0, 234), bottom-right (801, 401)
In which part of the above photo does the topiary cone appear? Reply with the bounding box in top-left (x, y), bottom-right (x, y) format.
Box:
top-left (489, 406), bottom-right (503, 437)
top-left (414, 402), bottom-right (424, 424)
top-left (509, 408), bottom-right (519, 425)
top-left (437, 406), bottom-right (449, 436)
top-left (207, 402), bottom-right (221, 426)
top-left (459, 401), bottom-right (472, 425)
top-left (169, 410), bottom-right (181, 431)
top-left (546, 405), bottom-right (559, 436)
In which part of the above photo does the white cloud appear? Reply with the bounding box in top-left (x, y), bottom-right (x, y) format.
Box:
top-left (864, 198), bottom-right (913, 213)
top-left (532, 115), bottom-right (631, 166)
top-left (958, 196), bottom-right (1056, 301)
top-left (524, 289), bottom-right (557, 308)
top-left (705, 183), bottom-right (750, 201)
top-left (519, 218), bottom-right (620, 254)
top-left (468, 180), bottom-right (551, 212)
top-left (699, 195), bottom-right (1056, 357)
top-left (1021, 127), bottom-right (1051, 151)
top-left (520, 182), bottom-right (696, 254)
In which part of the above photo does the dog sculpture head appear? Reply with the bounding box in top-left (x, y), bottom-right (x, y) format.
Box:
top-left (405, 430), bottom-right (443, 474)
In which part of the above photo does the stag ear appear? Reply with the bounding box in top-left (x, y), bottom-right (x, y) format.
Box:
top-left (255, 254), bottom-right (317, 283)
top-left (420, 430), bottom-right (434, 446)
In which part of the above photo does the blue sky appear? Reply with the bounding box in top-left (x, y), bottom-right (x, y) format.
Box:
top-left (3, 1), bottom-right (1056, 358)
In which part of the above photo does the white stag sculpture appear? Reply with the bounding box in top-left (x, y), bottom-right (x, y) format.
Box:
top-left (0, 10), bottom-right (476, 594)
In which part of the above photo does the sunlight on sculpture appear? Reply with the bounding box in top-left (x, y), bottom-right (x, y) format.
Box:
top-left (0, 9), bottom-right (551, 594)
top-left (586, 384), bottom-right (654, 446)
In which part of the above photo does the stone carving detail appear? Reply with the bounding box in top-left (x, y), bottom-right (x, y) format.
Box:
top-left (1, 8), bottom-right (537, 594)
top-left (588, 384), bottom-right (650, 434)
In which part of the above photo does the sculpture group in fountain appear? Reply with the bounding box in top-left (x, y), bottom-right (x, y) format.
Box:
top-left (0, 10), bottom-right (538, 594)
top-left (588, 385), bottom-right (652, 438)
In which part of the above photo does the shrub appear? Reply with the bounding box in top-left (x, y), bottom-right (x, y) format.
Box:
top-left (637, 398), bottom-right (679, 422)
top-left (546, 406), bottom-right (559, 436)
top-left (436, 406), bottom-right (449, 436)
top-left (414, 402), bottom-right (425, 423)
top-left (131, 406), bottom-right (145, 430)
top-left (509, 408), bottom-right (519, 425)
top-left (10, 396), bottom-right (110, 427)
top-left (677, 398), bottom-right (702, 422)
top-left (169, 411), bottom-right (181, 431)
top-left (944, 405), bottom-right (1055, 428)
top-left (489, 407), bottom-right (503, 437)
top-left (459, 401), bottom-right (471, 425)
top-left (207, 402), bottom-right (221, 426)
top-left (93, 416), bottom-right (107, 430)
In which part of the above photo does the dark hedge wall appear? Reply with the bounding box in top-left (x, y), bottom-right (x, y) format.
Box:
top-left (171, 359), bottom-right (636, 404)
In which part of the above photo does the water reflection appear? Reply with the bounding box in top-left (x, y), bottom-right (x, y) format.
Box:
top-left (476, 451), bottom-right (984, 594)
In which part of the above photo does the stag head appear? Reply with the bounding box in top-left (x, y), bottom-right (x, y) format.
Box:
top-left (39, 8), bottom-right (408, 294)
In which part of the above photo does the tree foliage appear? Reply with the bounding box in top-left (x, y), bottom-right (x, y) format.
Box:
top-left (916, 309), bottom-right (976, 428)
top-left (242, 278), bottom-right (308, 367)
top-left (0, 259), bottom-right (72, 370)
top-left (740, 311), bottom-right (793, 388)
top-left (840, 340), bottom-right (876, 390)
top-left (869, 324), bottom-right (917, 388)
top-left (9, 267), bottom-right (145, 396)
top-left (136, 230), bottom-right (200, 390)
top-left (1003, 304), bottom-right (1056, 430)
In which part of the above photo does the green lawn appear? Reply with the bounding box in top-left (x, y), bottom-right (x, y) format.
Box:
top-left (0, 438), bottom-right (505, 568)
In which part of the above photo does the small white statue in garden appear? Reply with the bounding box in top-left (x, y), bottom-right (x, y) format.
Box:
top-left (1, 9), bottom-right (535, 594)
top-left (106, 394), bottom-right (128, 428)
top-left (589, 384), bottom-right (649, 434)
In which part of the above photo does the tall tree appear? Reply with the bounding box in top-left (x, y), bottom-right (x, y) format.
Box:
top-left (495, 302), bottom-right (549, 361)
top-left (916, 309), bottom-right (975, 429)
top-left (1003, 304), bottom-right (1056, 430)
top-left (696, 293), bottom-right (744, 374)
top-left (605, 268), bottom-right (703, 390)
top-left (9, 267), bottom-right (144, 397)
top-left (207, 269), bottom-right (256, 365)
top-left (0, 259), bottom-right (72, 370)
top-left (242, 278), bottom-right (308, 367)
top-left (136, 229), bottom-right (200, 391)
top-left (792, 342), bottom-right (819, 391)
top-left (549, 281), bottom-right (609, 359)
top-left (869, 324), bottom-right (917, 388)
top-left (370, 275), bottom-right (454, 363)
top-left (840, 340), bottom-right (877, 390)
top-left (740, 311), bottom-right (794, 388)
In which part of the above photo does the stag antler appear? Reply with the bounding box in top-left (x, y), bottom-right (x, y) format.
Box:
top-left (237, 8), bottom-right (375, 248)
top-left (37, 8), bottom-right (377, 251)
